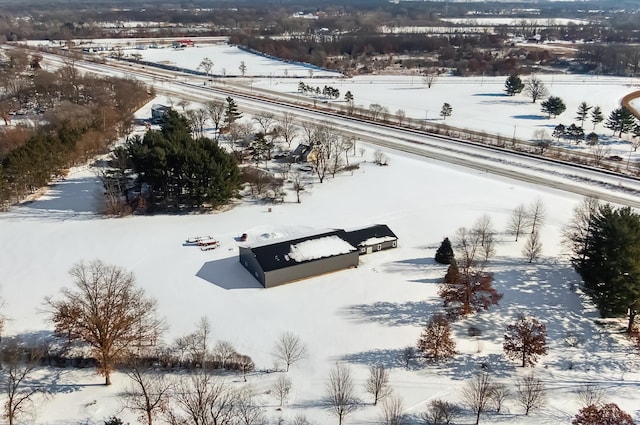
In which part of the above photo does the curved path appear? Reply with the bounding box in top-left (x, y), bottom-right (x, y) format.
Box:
top-left (622, 90), bottom-right (640, 119)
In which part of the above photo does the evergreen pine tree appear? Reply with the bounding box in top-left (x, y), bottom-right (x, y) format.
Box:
top-left (540, 96), bottom-right (566, 118)
top-left (504, 74), bottom-right (525, 96)
top-left (435, 237), bottom-right (455, 264)
top-left (440, 103), bottom-right (453, 120)
top-left (590, 106), bottom-right (604, 129)
top-left (552, 124), bottom-right (565, 141)
top-left (127, 109), bottom-right (241, 211)
top-left (574, 204), bottom-right (640, 333)
top-left (605, 107), bottom-right (636, 137)
top-left (575, 101), bottom-right (592, 128)
top-left (223, 96), bottom-right (242, 128)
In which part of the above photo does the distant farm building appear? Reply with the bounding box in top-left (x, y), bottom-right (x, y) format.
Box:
top-left (238, 225), bottom-right (397, 288)
top-left (172, 39), bottom-right (195, 48)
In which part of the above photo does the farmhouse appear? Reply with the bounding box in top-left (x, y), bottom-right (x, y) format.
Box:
top-left (238, 225), bottom-right (398, 287)
top-left (342, 224), bottom-right (398, 255)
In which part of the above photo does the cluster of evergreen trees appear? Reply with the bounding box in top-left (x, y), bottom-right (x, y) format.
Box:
top-left (566, 199), bottom-right (640, 333)
top-left (122, 109), bottom-right (241, 212)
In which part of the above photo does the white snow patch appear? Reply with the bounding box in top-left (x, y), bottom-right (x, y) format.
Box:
top-left (360, 235), bottom-right (397, 246)
top-left (287, 236), bottom-right (356, 262)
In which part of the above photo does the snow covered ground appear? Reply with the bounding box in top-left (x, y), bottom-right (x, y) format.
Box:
top-left (118, 42), bottom-right (640, 163)
top-left (128, 43), bottom-right (342, 78)
top-left (1, 41), bottom-right (640, 424)
top-left (2, 136), bottom-right (640, 424)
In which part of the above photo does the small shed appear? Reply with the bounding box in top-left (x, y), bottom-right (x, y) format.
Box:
top-left (239, 229), bottom-right (358, 288)
top-left (151, 104), bottom-right (169, 123)
top-left (343, 224), bottom-right (398, 255)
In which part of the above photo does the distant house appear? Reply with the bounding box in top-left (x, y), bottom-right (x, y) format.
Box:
top-left (342, 224), bottom-right (398, 255)
top-left (239, 229), bottom-right (359, 288)
top-left (151, 104), bottom-right (169, 123)
top-left (290, 144), bottom-right (312, 163)
top-left (172, 39), bottom-right (195, 48)
top-left (239, 225), bottom-right (398, 287)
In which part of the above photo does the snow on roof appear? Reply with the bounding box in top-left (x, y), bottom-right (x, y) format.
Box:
top-left (287, 236), bottom-right (356, 262)
top-left (244, 225), bottom-right (333, 248)
top-left (359, 236), bottom-right (397, 246)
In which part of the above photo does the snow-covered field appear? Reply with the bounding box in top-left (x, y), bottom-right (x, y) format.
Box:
top-left (114, 42), bottom-right (640, 162)
top-left (2, 42), bottom-right (640, 424)
top-left (128, 43), bottom-right (342, 78)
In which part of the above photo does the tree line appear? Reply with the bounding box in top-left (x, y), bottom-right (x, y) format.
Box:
top-left (0, 50), bottom-right (152, 209)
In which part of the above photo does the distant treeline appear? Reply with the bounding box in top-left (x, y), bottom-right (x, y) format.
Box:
top-left (0, 50), bottom-right (152, 209)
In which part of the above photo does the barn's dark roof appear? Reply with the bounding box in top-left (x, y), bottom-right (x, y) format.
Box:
top-left (244, 229), bottom-right (356, 272)
top-left (342, 224), bottom-right (397, 247)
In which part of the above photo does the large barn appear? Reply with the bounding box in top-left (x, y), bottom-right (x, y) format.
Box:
top-left (238, 225), bottom-right (397, 288)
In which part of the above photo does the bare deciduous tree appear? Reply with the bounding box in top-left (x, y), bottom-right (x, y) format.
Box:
top-left (324, 363), bottom-right (360, 425)
top-left (395, 109), bottom-right (406, 125)
top-left (508, 204), bottom-right (529, 241)
top-left (185, 108), bottom-right (208, 139)
top-left (198, 57), bottom-right (213, 79)
top-left (524, 74), bottom-right (548, 103)
top-left (515, 374), bottom-right (546, 415)
top-left (168, 371), bottom-right (237, 425)
top-left (421, 399), bottom-right (459, 425)
top-left (271, 375), bottom-right (293, 407)
top-left (276, 112), bottom-right (299, 150)
top-left (562, 197), bottom-right (600, 269)
top-left (308, 125), bottom-right (340, 183)
top-left (522, 231), bottom-right (542, 263)
top-left (292, 175), bottom-right (306, 204)
top-left (364, 365), bottom-right (392, 406)
top-left (462, 373), bottom-right (495, 425)
top-left (273, 332), bottom-right (307, 372)
top-left (47, 260), bottom-right (163, 385)
top-left (369, 104), bottom-right (384, 121)
top-left (213, 341), bottom-right (236, 369)
top-left (379, 395), bottom-right (407, 425)
top-left (400, 346), bottom-right (414, 369)
top-left (471, 215), bottom-right (496, 265)
top-left (206, 100), bottom-right (225, 142)
top-left (235, 387), bottom-right (266, 425)
top-left (527, 199), bottom-right (546, 234)
top-left (121, 360), bottom-right (172, 425)
top-left (574, 384), bottom-right (606, 409)
top-left (373, 150), bottom-right (389, 166)
top-left (0, 338), bottom-right (46, 425)
top-left (489, 382), bottom-right (510, 414)
top-left (422, 72), bottom-right (438, 88)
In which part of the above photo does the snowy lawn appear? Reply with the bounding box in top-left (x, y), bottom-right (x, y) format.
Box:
top-left (1, 140), bottom-right (640, 423)
top-left (2, 40), bottom-right (640, 424)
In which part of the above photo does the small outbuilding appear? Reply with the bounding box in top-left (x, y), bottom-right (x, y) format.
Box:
top-left (239, 229), bottom-right (359, 288)
top-left (342, 224), bottom-right (398, 255)
top-left (151, 104), bottom-right (169, 123)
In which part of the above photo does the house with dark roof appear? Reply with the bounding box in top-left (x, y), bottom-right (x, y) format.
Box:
top-left (343, 224), bottom-right (398, 255)
top-left (238, 229), bottom-right (359, 288)
top-left (238, 225), bottom-right (398, 288)
top-left (151, 104), bottom-right (169, 123)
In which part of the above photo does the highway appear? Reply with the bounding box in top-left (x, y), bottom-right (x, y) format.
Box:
top-left (42, 52), bottom-right (640, 208)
